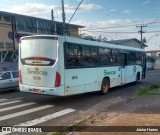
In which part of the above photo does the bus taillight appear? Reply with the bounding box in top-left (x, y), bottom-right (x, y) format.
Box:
top-left (55, 72), bottom-right (61, 87)
top-left (19, 70), bottom-right (22, 84)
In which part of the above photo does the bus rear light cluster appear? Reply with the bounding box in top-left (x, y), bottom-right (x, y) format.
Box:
top-left (19, 70), bottom-right (23, 84)
top-left (55, 72), bottom-right (61, 87)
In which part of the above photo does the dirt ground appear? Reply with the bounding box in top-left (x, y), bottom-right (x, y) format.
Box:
top-left (67, 96), bottom-right (160, 135)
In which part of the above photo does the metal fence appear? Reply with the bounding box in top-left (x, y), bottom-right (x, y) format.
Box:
top-left (0, 50), bottom-right (18, 72)
top-left (0, 50), bottom-right (18, 62)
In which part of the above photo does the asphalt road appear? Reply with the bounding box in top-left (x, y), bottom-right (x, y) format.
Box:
top-left (0, 70), bottom-right (160, 133)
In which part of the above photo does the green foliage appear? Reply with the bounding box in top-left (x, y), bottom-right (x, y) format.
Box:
top-left (149, 84), bottom-right (160, 89)
top-left (134, 84), bottom-right (160, 98)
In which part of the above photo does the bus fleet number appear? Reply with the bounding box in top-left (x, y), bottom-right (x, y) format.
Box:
top-left (33, 76), bottom-right (41, 80)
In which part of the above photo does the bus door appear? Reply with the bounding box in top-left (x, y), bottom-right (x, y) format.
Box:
top-left (120, 53), bottom-right (128, 84)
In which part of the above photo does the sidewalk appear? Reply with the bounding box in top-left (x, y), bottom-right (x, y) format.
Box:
top-left (67, 96), bottom-right (160, 135)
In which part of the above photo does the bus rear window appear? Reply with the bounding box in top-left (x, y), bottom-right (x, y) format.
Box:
top-left (20, 38), bottom-right (58, 66)
top-left (21, 57), bottom-right (55, 66)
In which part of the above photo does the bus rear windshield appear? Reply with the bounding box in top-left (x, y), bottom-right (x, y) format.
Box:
top-left (20, 37), bottom-right (58, 66)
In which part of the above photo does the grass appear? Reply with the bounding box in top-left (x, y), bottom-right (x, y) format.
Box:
top-left (49, 116), bottom-right (90, 135)
top-left (134, 84), bottom-right (160, 98)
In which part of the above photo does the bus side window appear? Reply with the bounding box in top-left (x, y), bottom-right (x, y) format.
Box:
top-left (82, 47), bottom-right (98, 67)
top-left (136, 52), bottom-right (142, 65)
top-left (99, 48), bottom-right (111, 65)
top-left (128, 52), bottom-right (136, 65)
top-left (111, 49), bottom-right (120, 65)
top-left (66, 44), bottom-right (82, 68)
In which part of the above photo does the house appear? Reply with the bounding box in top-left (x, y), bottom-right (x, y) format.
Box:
top-left (146, 50), bottom-right (160, 57)
top-left (106, 38), bottom-right (147, 49)
top-left (146, 50), bottom-right (160, 69)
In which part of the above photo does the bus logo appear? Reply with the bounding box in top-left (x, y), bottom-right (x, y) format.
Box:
top-left (104, 70), bottom-right (116, 76)
top-left (27, 68), bottom-right (48, 76)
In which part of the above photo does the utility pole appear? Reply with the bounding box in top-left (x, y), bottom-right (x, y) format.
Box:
top-left (11, 16), bottom-right (16, 51)
top-left (51, 10), bottom-right (54, 35)
top-left (61, 0), bottom-right (66, 35)
top-left (51, 10), bottom-right (57, 35)
top-left (136, 24), bottom-right (147, 48)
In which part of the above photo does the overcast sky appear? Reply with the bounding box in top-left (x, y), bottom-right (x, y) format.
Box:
top-left (0, 0), bottom-right (160, 51)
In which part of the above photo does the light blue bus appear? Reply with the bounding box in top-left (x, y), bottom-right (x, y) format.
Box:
top-left (19, 35), bottom-right (146, 96)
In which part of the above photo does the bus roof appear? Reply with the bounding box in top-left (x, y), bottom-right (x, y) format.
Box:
top-left (20, 35), bottom-right (145, 52)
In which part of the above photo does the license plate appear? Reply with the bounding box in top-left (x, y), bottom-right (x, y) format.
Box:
top-left (33, 89), bottom-right (41, 93)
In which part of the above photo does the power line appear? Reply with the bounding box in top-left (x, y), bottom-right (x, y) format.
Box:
top-left (80, 29), bottom-right (160, 34)
top-left (68, 0), bottom-right (84, 24)
top-left (83, 24), bottom-right (137, 30)
top-left (81, 29), bottom-right (138, 33)
top-left (2, 22), bottom-right (159, 35)
top-left (82, 21), bottom-right (160, 31)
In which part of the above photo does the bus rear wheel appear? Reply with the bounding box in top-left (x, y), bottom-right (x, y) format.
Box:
top-left (100, 79), bottom-right (110, 95)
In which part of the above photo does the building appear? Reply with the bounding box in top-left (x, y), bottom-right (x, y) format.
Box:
top-left (107, 38), bottom-right (147, 49)
top-left (0, 11), bottom-right (83, 51)
top-left (146, 50), bottom-right (160, 70)
top-left (146, 50), bottom-right (160, 57)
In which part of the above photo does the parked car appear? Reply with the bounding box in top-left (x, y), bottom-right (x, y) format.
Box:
top-left (0, 70), bottom-right (19, 89)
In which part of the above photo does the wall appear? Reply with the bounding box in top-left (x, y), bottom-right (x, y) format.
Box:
top-left (146, 62), bottom-right (154, 70)
top-left (69, 26), bottom-right (79, 37)
top-left (0, 20), bottom-right (15, 51)
top-left (154, 58), bottom-right (160, 69)
top-left (0, 62), bottom-right (18, 72)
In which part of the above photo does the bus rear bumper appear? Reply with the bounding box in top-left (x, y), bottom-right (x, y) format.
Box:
top-left (19, 84), bottom-right (64, 96)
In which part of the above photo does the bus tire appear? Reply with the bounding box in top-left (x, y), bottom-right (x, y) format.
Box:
top-left (100, 78), bottom-right (110, 95)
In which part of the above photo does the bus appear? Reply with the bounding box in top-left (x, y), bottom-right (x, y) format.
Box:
top-left (19, 35), bottom-right (146, 96)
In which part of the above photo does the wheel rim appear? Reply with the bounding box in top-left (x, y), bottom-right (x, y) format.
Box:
top-left (102, 82), bottom-right (108, 93)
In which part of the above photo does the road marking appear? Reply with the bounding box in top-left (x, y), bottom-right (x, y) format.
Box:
top-left (16, 108), bottom-right (75, 126)
top-left (0, 105), bottom-right (53, 121)
top-left (0, 100), bottom-right (21, 107)
top-left (0, 98), bottom-right (24, 103)
top-left (0, 102), bottom-right (36, 113)
top-left (0, 108), bottom-right (75, 135)
top-left (0, 99), bottom-right (8, 102)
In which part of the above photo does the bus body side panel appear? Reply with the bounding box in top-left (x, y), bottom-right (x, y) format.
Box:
top-left (121, 65), bottom-right (142, 84)
top-left (56, 37), bottom-right (65, 96)
top-left (64, 66), bottom-right (121, 96)
top-left (64, 69), bottom-right (85, 95)
top-left (121, 67), bottom-right (126, 84)
top-left (124, 66), bottom-right (136, 83)
top-left (103, 66), bottom-right (121, 88)
top-left (136, 65), bottom-right (143, 80)
top-left (64, 68), bottom-right (100, 95)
